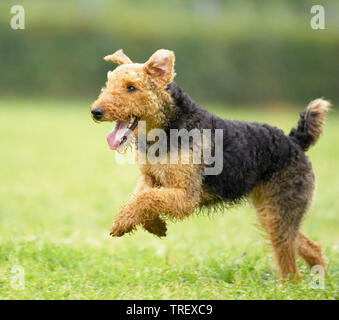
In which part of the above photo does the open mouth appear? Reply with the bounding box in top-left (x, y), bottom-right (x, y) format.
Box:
top-left (106, 116), bottom-right (139, 150)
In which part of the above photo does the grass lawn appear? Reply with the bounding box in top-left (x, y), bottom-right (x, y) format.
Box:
top-left (0, 99), bottom-right (338, 299)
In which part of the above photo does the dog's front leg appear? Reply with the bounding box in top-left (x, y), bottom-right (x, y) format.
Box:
top-left (110, 187), bottom-right (198, 237)
top-left (132, 174), bottom-right (168, 237)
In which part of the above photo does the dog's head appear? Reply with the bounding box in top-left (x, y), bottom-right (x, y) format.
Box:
top-left (90, 49), bottom-right (175, 150)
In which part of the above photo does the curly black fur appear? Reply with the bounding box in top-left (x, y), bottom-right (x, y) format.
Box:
top-left (166, 82), bottom-right (310, 203)
top-left (288, 110), bottom-right (312, 151)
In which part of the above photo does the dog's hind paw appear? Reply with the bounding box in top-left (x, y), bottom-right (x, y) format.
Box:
top-left (142, 216), bottom-right (167, 238)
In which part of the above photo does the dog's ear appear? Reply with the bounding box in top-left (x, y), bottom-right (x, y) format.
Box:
top-left (144, 49), bottom-right (175, 86)
top-left (104, 49), bottom-right (132, 64)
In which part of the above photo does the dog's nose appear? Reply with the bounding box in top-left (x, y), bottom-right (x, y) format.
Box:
top-left (91, 107), bottom-right (105, 120)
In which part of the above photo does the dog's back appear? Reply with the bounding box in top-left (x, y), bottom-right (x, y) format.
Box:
top-left (202, 118), bottom-right (299, 203)
top-left (168, 82), bottom-right (331, 204)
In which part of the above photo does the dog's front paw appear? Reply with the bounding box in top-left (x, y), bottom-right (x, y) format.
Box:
top-left (142, 216), bottom-right (167, 237)
top-left (109, 221), bottom-right (136, 237)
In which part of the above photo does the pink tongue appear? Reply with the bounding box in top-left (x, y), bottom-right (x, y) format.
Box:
top-left (106, 121), bottom-right (130, 150)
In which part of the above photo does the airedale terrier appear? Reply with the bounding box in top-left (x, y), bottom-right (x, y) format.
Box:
top-left (90, 49), bottom-right (330, 279)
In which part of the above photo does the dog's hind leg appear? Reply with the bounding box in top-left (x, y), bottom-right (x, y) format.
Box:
top-left (297, 232), bottom-right (326, 268)
top-left (251, 195), bottom-right (300, 279)
top-left (250, 159), bottom-right (316, 280)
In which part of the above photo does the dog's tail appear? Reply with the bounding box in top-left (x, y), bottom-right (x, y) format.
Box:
top-left (289, 98), bottom-right (331, 151)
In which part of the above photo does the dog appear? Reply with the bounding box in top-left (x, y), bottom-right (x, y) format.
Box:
top-left (90, 49), bottom-right (330, 279)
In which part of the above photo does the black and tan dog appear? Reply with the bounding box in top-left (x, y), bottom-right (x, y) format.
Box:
top-left (91, 49), bottom-right (330, 279)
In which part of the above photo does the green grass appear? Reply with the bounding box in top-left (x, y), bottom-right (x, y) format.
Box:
top-left (0, 99), bottom-right (338, 299)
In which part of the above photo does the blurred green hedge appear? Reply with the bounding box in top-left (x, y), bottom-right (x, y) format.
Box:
top-left (0, 0), bottom-right (338, 105)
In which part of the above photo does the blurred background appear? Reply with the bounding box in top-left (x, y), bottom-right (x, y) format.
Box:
top-left (0, 0), bottom-right (338, 106)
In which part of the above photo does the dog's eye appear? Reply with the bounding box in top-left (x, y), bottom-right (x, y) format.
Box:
top-left (127, 85), bottom-right (137, 92)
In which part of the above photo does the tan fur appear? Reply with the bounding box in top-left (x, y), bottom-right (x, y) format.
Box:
top-left (250, 161), bottom-right (325, 280)
top-left (305, 98), bottom-right (331, 149)
top-left (91, 50), bottom-right (174, 131)
top-left (251, 185), bottom-right (299, 279)
top-left (104, 49), bottom-right (132, 65)
top-left (110, 150), bottom-right (203, 237)
top-left (297, 233), bottom-right (326, 268)
top-left (90, 49), bottom-right (202, 237)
